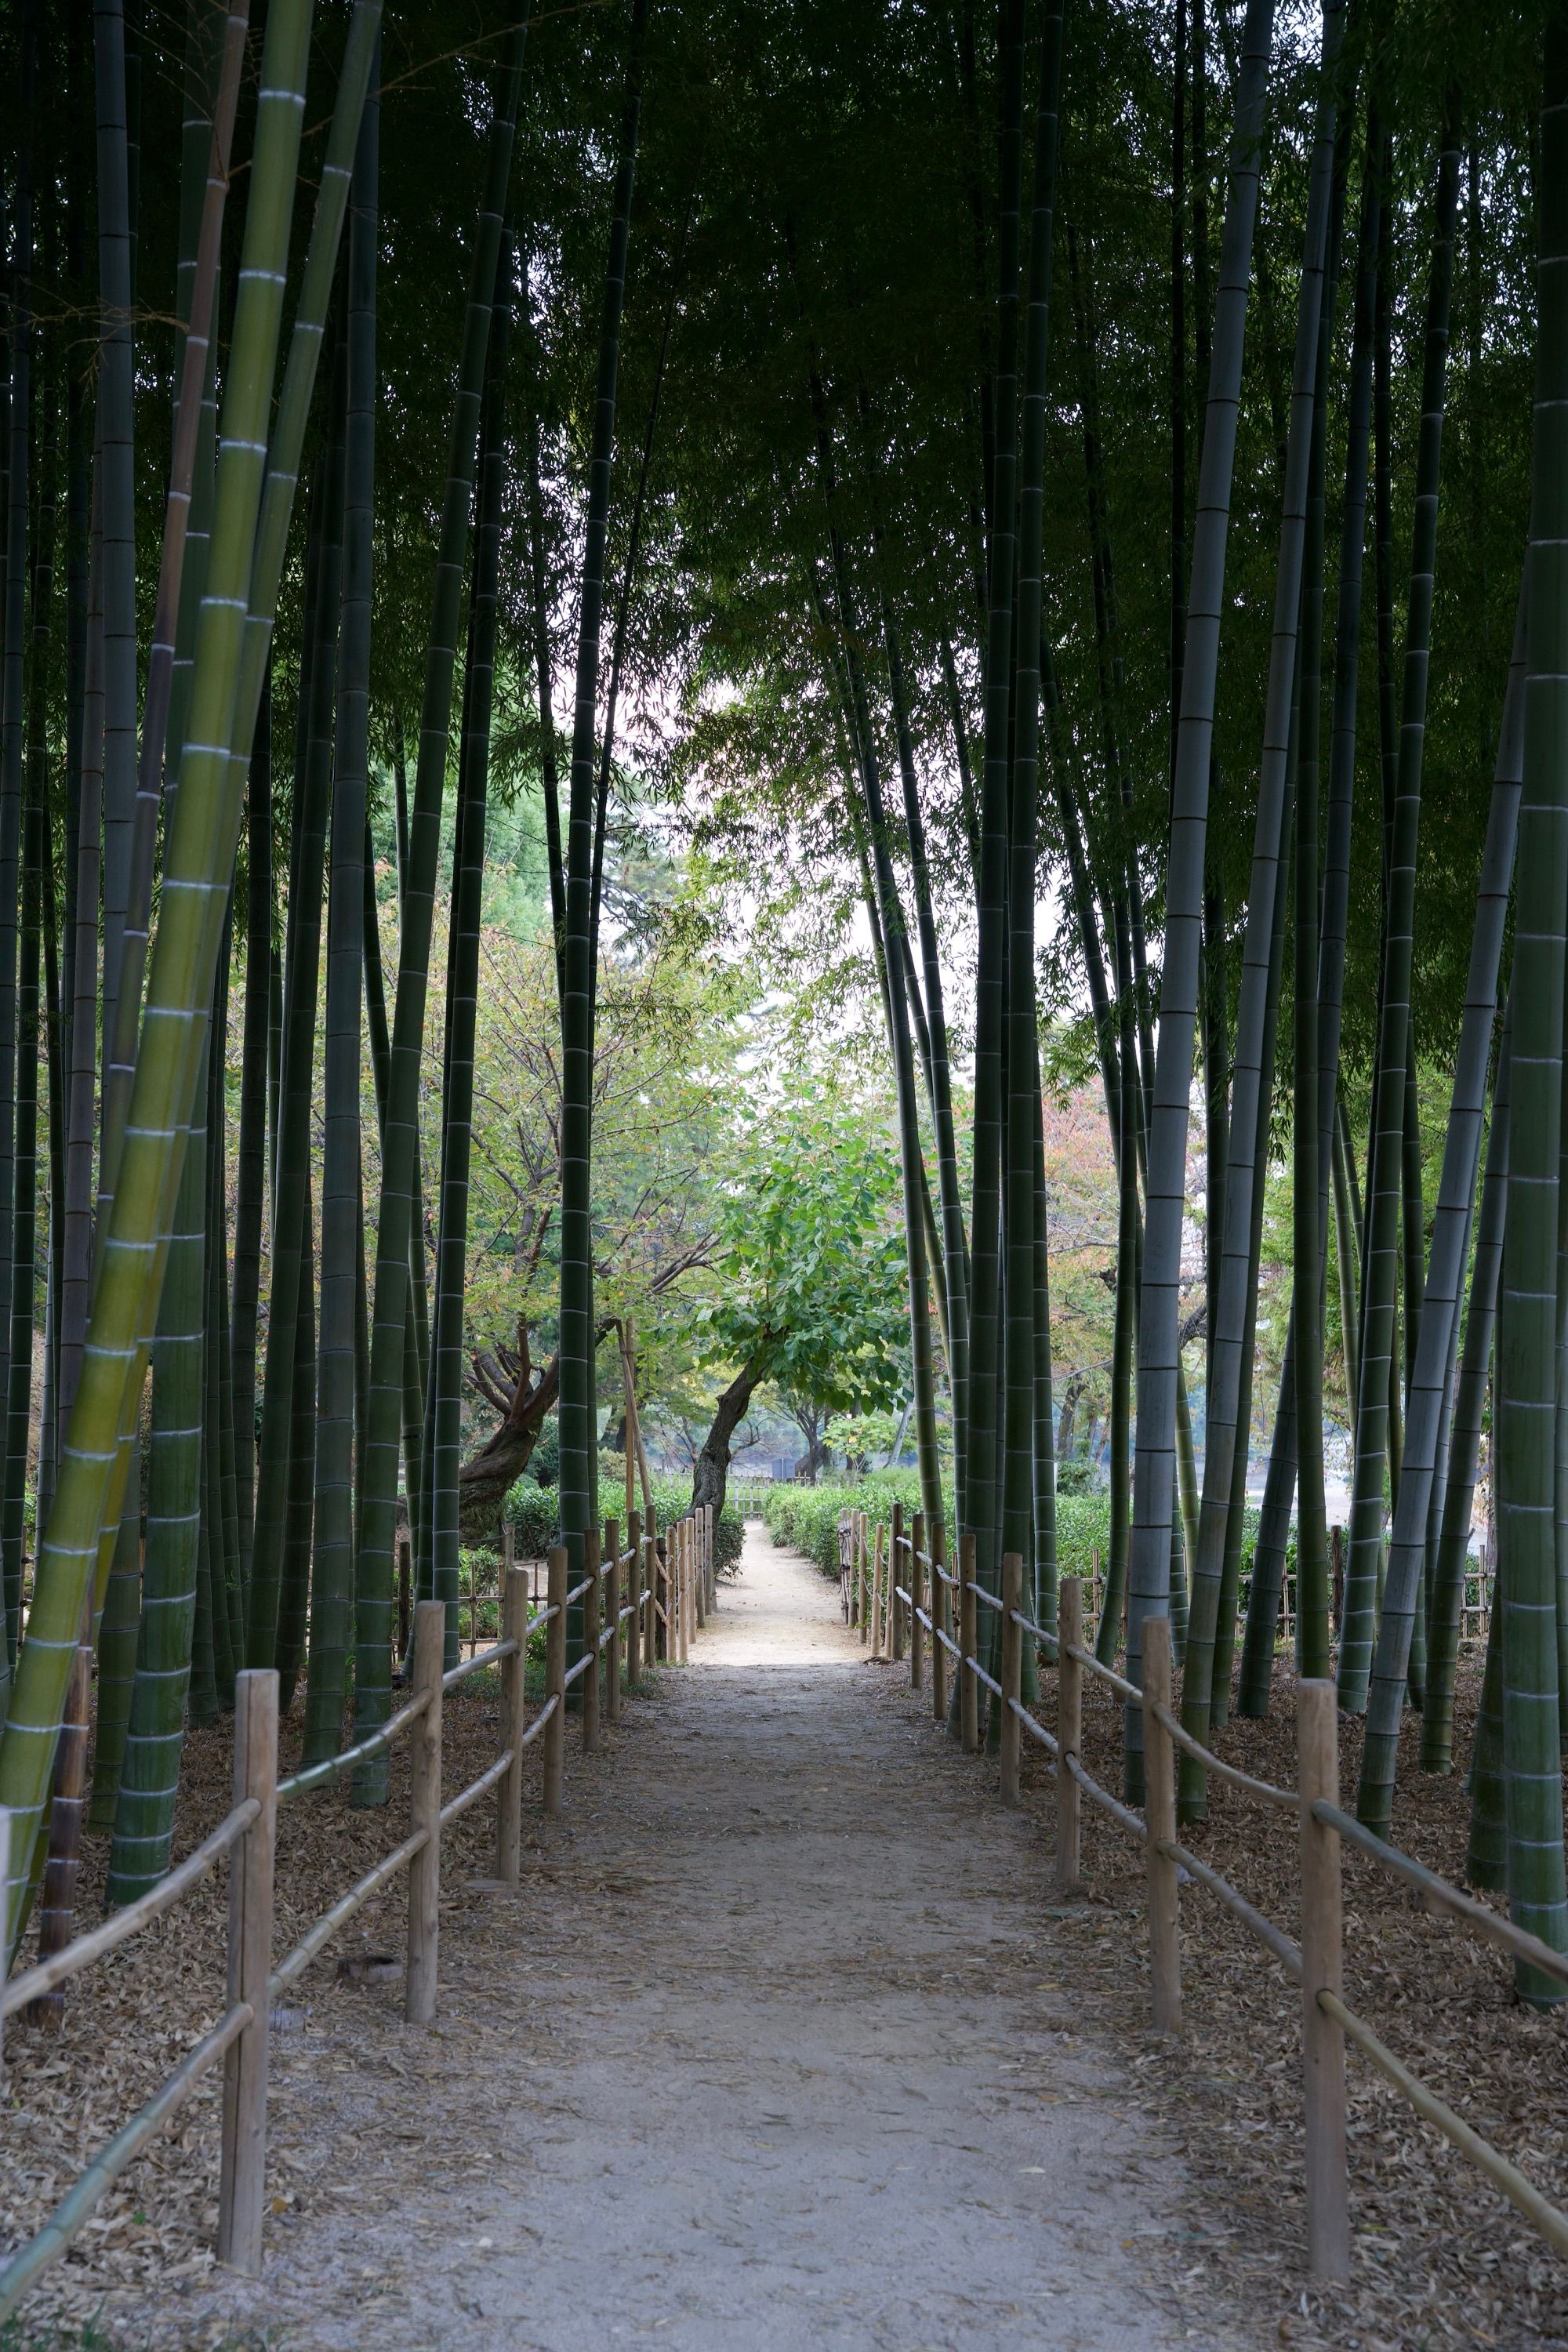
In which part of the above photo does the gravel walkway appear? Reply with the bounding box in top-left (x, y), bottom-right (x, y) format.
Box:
top-left (120, 1524), bottom-right (1265, 2350)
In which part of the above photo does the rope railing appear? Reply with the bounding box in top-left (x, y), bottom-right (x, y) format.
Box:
top-left (848, 1523), bottom-right (1568, 2288)
top-left (0, 1495), bottom-right (724, 2322)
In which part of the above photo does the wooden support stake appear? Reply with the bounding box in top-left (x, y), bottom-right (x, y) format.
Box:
top-left (678, 1522), bottom-right (691, 1661)
top-left (645, 1527), bottom-right (659, 1661)
top-left (1141, 1615), bottom-right (1181, 2034)
top-left (1000, 1552), bottom-right (1023, 1806)
top-left (858, 1512), bottom-right (869, 1642)
top-left (870, 1524), bottom-right (886, 1659)
top-left (582, 1527), bottom-right (602, 1751)
top-left (495, 1567), bottom-right (528, 1886)
top-left (543, 1547), bottom-right (568, 1813)
top-left (406, 1602), bottom-right (444, 2026)
top-left (217, 1669), bottom-right (278, 2273)
top-left (960, 1533), bottom-right (978, 1754)
top-left (605, 1519), bottom-right (622, 1726)
top-left (909, 1512), bottom-right (925, 1691)
top-left (1057, 1577), bottom-right (1083, 1896)
top-left (626, 1509), bottom-right (642, 1685)
top-left (692, 1512), bottom-right (706, 1633)
top-left (890, 1502), bottom-right (906, 1664)
top-left (1298, 1677), bottom-right (1350, 2281)
top-left (931, 1519), bottom-right (949, 1721)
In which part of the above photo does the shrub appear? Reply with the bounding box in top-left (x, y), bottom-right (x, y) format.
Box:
top-left (502, 1472), bottom-right (744, 1579)
top-left (761, 1472), bottom-right (928, 1577)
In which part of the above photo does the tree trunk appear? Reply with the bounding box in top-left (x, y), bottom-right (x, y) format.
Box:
top-left (692, 1353), bottom-right (771, 1528)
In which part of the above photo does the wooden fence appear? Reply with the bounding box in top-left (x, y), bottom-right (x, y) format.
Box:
top-left (0, 1503), bottom-right (717, 2319)
top-left (838, 1504), bottom-right (1568, 2282)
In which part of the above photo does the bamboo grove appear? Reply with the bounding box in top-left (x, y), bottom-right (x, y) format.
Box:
top-left (1, 0), bottom-right (1567, 2008)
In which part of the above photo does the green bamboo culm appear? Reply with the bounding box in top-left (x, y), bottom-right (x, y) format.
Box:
top-left (303, 60), bottom-right (379, 1765)
top-left (1494, 9), bottom-right (1568, 2008)
top-left (559, 0), bottom-right (651, 1664)
top-left (1425, 1005), bottom-right (1510, 1776)
top-left (352, 24), bottom-right (524, 1744)
top-left (0, 0), bottom-right (37, 1689)
top-left (1002, 0), bottom-right (1065, 1635)
top-left (427, 239), bottom-right (511, 1674)
top-left (249, 418), bottom-right (341, 1676)
top-left (234, 0), bottom-right (385, 1663)
top-left (1356, 601), bottom-right (1524, 1833)
top-left (0, 0), bottom-right (318, 1957)
top-left (1137, 0), bottom-right (1274, 1798)
top-left (960, 0), bottom-right (1025, 1669)
top-left (1338, 117), bottom-right (1463, 1711)
top-left (105, 1021), bottom-right (210, 1900)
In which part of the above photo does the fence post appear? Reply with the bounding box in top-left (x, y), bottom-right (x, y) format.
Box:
top-left (931, 1518), bottom-right (949, 1720)
top-left (216, 1668), bottom-right (278, 2274)
top-left (910, 1512), bottom-right (926, 1691)
top-left (626, 1509), bottom-right (642, 1686)
top-left (543, 1547), bottom-right (568, 1814)
top-left (858, 1512), bottom-right (869, 1642)
top-left (960, 1532), bottom-right (978, 1754)
top-left (605, 1518), bottom-right (622, 1727)
top-left (1000, 1552), bottom-right (1023, 1806)
top-left (1141, 1614), bottom-right (1181, 2034)
top-left (406, 1601), bottom-right (445, 2027)
top-left (704, 1502), bottom-right (716, 1613)
top-left (655, 1533), bottom-right (669, 1660)
top-left (692, 1511), bottom-right (706, 1633)
top-left (890, 1502), bottom-right (906, 1664)
top-left (1057, 1576), bottom-right (1082, 1896)
top-left (1298, 1677), bottom-right (1349, 2281)
top-left (582, 1527), bottom-right (602, 1751)
top-left (496, 1567), bottom-right (528, 1886)
top-left (678, 1521), bottom-right (691, 1661)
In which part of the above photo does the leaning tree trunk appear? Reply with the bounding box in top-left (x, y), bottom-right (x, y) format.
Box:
top-left (691, 1353), bottom-right (771, 1530)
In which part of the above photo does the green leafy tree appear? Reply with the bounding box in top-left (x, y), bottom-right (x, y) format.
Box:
top-left (684, 1094), bottom-right (909, 1521)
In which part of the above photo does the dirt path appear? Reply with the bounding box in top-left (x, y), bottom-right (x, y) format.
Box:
top-left (132, 1527), bottom-right (1261, 2351)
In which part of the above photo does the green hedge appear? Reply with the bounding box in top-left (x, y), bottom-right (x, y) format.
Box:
top-left (760, 1474), bottom-right (927, 1577)
top-left (502, 1475), bottom-right (744, 1579)
top-left (761, 1483), bottom-right (1282, 1597)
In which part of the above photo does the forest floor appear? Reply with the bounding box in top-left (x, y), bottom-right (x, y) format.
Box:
top-left (7, 1530), bottom-right (1568, 2350)
top-left (7, 1525), bottom-right (1269, 2352)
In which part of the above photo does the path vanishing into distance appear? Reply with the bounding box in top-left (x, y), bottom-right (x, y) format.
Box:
top-left (136, 1524), bottom-right (1268, 2351)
